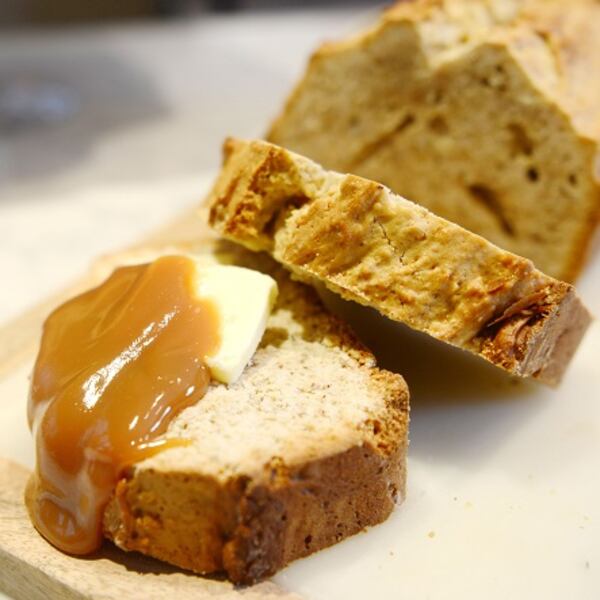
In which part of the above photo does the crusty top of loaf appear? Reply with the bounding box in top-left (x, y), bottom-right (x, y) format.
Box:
top-left (209, 139), bottom-right (550, 343)
top-left (208, 138), bottom-right (592, 385)
top-left (266, 0), bottom-right (600, 283)
top-left (96, 244), bottom-right (408, 480)
top-left (316, 0), bottom-right (600, 142)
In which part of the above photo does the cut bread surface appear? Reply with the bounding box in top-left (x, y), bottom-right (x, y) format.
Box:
top-left (208, 138), bottom-right (591, 386)
top-left (102, 246), bottom-right (409, 584)
top-left (267, 0), bottom-right (600, 282)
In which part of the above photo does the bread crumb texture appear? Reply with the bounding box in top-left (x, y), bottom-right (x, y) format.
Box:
top-left (103, 246), bottom-right (409, 584)
top-left (208, 138), bottom-right (591, 385)
top-left (268, 0), bottom-right (600, 282)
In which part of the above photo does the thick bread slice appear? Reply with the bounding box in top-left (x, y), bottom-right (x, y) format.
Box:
top-left (208, 138), bottom-right (592, 386)
top-left (267, 0), bottom-right (600, 282)
top-left (102, 245), bottom-right (409, 584)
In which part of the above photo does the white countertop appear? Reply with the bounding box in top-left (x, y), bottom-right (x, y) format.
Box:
top-left (0, 6), bottom-right (383, 325)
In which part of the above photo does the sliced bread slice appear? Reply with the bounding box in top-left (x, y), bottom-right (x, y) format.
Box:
top-left (101, 245), bottom-right (409, 584)
top-left (208, 138), bottom-right (591, 386)
top-left (267, 0), bottom-right (600, 282)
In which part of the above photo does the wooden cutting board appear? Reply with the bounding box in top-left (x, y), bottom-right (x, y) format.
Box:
top-left (2, 203), bottom-right (599, 600)
top-left (0, 208), bottom-right (300, 600)
top-left (0, 459), bottom-right (298, 600)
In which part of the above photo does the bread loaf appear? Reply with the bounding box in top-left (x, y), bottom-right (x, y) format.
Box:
top-left (268, 0), bottom-right (600, 282)
top-left (208, 138), bottom-right (591, 386)
top-left (102, 244), bottom-right (409, 584)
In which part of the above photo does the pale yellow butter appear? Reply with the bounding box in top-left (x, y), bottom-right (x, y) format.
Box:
top-left (194, 264), bottom-right (278, 385)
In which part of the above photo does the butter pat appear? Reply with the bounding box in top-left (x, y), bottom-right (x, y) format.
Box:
top-left (194, 264), bottom-right (278, 384)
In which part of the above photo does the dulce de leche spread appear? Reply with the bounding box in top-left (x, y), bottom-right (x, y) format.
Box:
top-left (27, 255), bottom-right (220, 554)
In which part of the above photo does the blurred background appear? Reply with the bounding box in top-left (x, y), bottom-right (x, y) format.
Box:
top-left (0, 0), bottom-right (382, 193)
top-left (0, 1), bottom-right (384, 324)
top-left (0, 0), bottom-right (381, 194)
top-left (1, 1), bottom-right (374, 24)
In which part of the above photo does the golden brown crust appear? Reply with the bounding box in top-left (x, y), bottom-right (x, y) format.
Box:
top-left (267, 0), bottom-right (600, 283)
top-left (223, 441), bottom-right (405, 584)
top-left (103, 436), bottom-right (407, 584)
top-left (208, 138), bottom-right (592, 386)
top-left (475, 283), bottom-right (591, 385)
top-left (102, 243), bottom-right (410, 584)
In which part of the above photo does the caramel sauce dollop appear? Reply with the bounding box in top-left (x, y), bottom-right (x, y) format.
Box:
top-left (27, 255), bottom-right (219, 554)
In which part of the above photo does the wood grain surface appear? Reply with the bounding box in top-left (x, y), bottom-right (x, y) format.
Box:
top-left (0, 459), bottom-right (299, 600)
top-left (0, 205), bottom-right (299, 599)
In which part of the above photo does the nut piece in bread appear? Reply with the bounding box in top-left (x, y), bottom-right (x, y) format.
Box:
top-left (268, 0), bottom-right (600, 282)
top-left (102, 247), bottom-right (409, 584)
top-left (208, 138), bottom-right (591, 386)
